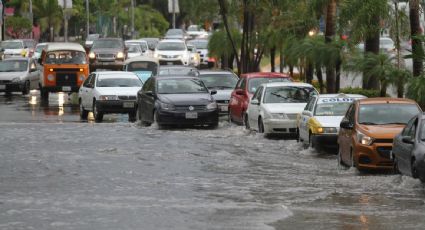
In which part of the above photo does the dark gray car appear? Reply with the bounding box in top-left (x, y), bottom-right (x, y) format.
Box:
top-left (88, 38), bottom-right (127, 71)
top-left (393, 113), bottom-right (425, 182)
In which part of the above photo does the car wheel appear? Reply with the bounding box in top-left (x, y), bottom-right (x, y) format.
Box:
top-left (79, 99), bottom-right (88, 119)
top-left (93, 100), bottom-right (103, 122)
top-left (136, 103), bottom-right (142, 121)
top-left (153, 110), bottom-right (161, 129)
top-left (308, 133), bottom-right (314, 149)
top-left (22, 81), bottom-right (30, 95)
top-left (393, 157), bottom-right (400, 174)
top-left (337, 147), bottom-right (348, 169)
top-left (258, 117), bottom-right (264, 133)
top-left (411, 158), bottom-right (419, 178)
top-left (244, 114), bottom-right (250, 130)
top-left (128, 111), bottom-right (137, 122)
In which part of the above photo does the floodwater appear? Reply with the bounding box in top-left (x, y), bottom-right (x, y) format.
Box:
top-left (1, 91), bottom-right (425, 230)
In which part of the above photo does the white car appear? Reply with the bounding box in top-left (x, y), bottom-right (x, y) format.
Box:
top-left (186, 44), bottom-right (200, 67)
top-left (298, 94), bottom-right (366, 149)
top-left (84, 34), bottom-right (100, 48)
top-left (125, 40), bottom-right (151, 57)
top-left (126, 43), bottom-right (144, 59)
top-left (1, 40), bottom-right (29, 59)
top-left (186, 39), bottom-right (210, 67)
top-left (78, 71), bottom-right (142, 122)
top-left (154, 39), bottom-right (190, 66)
top-left (245, 82), bottom-right (318, 136)
top-left (33, 42), bottom-right (48, 60)
top-left (186, 25), bottom-right (208, 39)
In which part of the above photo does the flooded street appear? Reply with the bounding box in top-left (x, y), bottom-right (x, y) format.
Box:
top-left (1, 92), bottom-right (425, 230)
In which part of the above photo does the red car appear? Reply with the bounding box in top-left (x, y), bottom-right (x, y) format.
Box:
top-left (228, 72), bottom-right (292, 124)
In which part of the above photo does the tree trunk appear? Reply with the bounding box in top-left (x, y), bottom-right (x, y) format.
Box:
top-left (316, 65), bottom-right (324, 93)
top-left (306, 62), bottom-right (313, 84)
top-left (228, 54), bottom-right (234, 70)
top-left (280, 49), bottom-right (284, 73)
top-left (270, 47), bottom-right (276, 72)
top-left (364, 31), bottom-right (380, 89)
top-left (325, 0), bottom-right (337, 93)
top-left (410, 0), bottom-right (423, 77)
top-left (336, 58), bottom-right (341, 92)
top-left (380, 82), bottom-right (387, 97)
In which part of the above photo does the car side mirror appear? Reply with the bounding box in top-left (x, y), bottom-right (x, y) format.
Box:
top-left (235, 89), bottom-right (245, 96)
top-left (340, 120), bottom-right (354, 130)
top-left (402, 136), bottom-right (414, 144)
top-left (251, 99), bottom-right (259, 105)
top-left (302, 110), bottom-right (313, 117)
top-left (30, 67), bottom-right (37, 72)
top-left (145, 91), bottom-right (154, 97)
top-left (210, 90), bottom-right (217, 95)
top-left (86, 83), bottom-right (93, 88)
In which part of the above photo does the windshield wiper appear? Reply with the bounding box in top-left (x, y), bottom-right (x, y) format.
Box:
top-left (359, 122), bottom-right (378, 125)
top-left (271, 92), bottom-right (288, 99)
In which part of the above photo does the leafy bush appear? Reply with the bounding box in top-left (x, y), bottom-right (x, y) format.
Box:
top-left (406, 76), bottom-right (425, 109)
top-left (338, 87), bottom-right (382, 98)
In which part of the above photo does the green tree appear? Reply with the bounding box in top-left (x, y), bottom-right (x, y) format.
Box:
top-left (33, 0), bottom-right (63, 41)
top-left (5, 16), bottom-right (32, 38)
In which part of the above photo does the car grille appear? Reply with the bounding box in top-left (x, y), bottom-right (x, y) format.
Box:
top-left (97, 53), bottom-right (115, 59)
top-left (56, 73), bottom-right (77, 86)
top-left (160, 54), bottom-right (179, 59)
top-left (53, 68), bottom-right (81, 73)
top-left (374, 139), bottom-right (394, 144)
top-left (286, 113), bottom-right (298, 120)
top-left (175, 105), bottom-right (206, 111)
top-left (0, 80), bottom-right (11, 84)
top-left (216, 100), bottom-right (229, 104)
top-left (118, 95), bottom-right (136, 100)
top-left (159, 60), bottom-right (183, 65)
top-left (377, 146), bottom-right (392, 159)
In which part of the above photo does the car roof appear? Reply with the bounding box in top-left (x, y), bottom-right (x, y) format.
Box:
top-left (2, 39), bottom-right (24, 43)
top-left (357, 97), bottom-right (418, 105)
top-left (45, 42), bottom-right (85, 52)
top-left (95, 71), bottom-right (138, 77)
top-left (262, 82), bottom-right (314, 88)
top-left (241, 72), bottom-right (291, 78)
top-left (317, 93), bottom-right (366, 99)
top-left (35, 42), bottom-right (49, 47)
top-left (125, 40), bottom-right (147, 43)
top-left (1, 57), bottom-right (31, 61)
top-left (159, 65), bottom-right (195, 70)
top-left (158, 39), bottom-right (184, 43)
top-left (124, 56), bottom-right (159, 64)
top-left (154, 75), bottom-right (198, 80)
top-left (198, 70), bottom-right (235, 75)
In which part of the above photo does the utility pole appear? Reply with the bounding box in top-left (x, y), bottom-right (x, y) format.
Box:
top-left (86, 0), bottom-right (89, 38)
top-left (29, 0), bottom-right (33, 39)
top-left (131, 0), bottom-right (135, 38)
top-left (172, 0), bottom-right (176, 29)
top-left (64, 0), bottom-right (68, 42)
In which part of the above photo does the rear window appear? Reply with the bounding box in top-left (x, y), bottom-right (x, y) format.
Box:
top-left (157, 42), bottom-right (186, 51)
top-left (248, 77), bottom-right (292, 93)
top-left (96, 77), bottom-right (142, 87)
top-left (358, 103), bottom-right (420, 125)
top-left (263, 86), bottom-right (316, 103)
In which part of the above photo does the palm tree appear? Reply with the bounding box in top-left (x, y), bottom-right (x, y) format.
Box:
top-left (409, 0), bottom-right (423, 77)
top-left (33, 0), bottom-right (62, 41)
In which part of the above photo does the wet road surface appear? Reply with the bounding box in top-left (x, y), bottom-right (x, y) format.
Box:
top-left (1, 92), bottom-right (425, 230)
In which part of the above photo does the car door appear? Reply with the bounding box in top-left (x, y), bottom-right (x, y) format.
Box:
top-left (28, 60), bottom-right (39, 89)
top-left (140, 78), bottom-right (155, 122)
top-left (299, 97), bottom-right (316, 142)
top-left (397, 117), bottom-right (417, 175)
top-left (247, 86), bottom-right (263, 130)
top-left (339, 103), bottom-right (356, 163)
top-left (229, 77), bottom-right (247, 122)
top-left (86, 74), bottom-right (97, 110)
top-left (79, 74), bottom-right (92, 109)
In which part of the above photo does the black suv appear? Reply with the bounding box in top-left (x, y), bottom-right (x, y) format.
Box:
top-left (88, 38), bottom-right (127, 71)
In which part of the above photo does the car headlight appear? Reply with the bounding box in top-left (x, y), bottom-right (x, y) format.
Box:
top-left (116, 52), bottom-right (124, 59)
top-left (271, 113), bottom-right (289, 119)
top-left (11, 77), bottom-right (22, 83)
top-left (357, 130), bottom-right (374, 145)
top-left (99, 95), bottom-right (118, 100)
top-left (154, 53), bottom-right (159, 58)
top-left (317, 127), bottom-right (338, 134)
top-left (47, 74), bottom-right (55, 82)
top-left (206, 102), bottom-right (217, 110)
top-left (89, 52), bottom-right (96, 59)
top-left (79, 74), bottom-right (86, 81)
top-left (159, 101), bottom-right (175, 111)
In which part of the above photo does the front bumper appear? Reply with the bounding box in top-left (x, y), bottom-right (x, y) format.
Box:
top-left (158, 58), bottom-right (188, 66)
top-left (157, 109), bottom-right (219, 125)
top-left (311, 134), bottom-right (338, 148)
top-left (263, 119), bottom-right (298, 134)
top-left (90, 60), bottom-right (125, 70)
top-left (0, 81), bottom-right (24, 92)
top-left (96, 100), bottom-right (137, 114)
top-left (354, 143), bottom-right (394, 170)
top-left (217, 103), bottom-right (229, 115)
top-left (42, 86), bottom-right (80, 93)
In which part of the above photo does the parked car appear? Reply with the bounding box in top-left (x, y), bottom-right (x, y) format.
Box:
top-left (136, 76), bottom-right (219, 128)
top-left (186, 25), bottom-right (208, 39)
top-left (78, 71), bottom-right (142, 122)
top-left (124, 56), bottom-right (159, 84)
top-left (186, 39), bottom-right (212, 68)
top-left (186, 44), bottom-right (200, 68)
top-left (126, 43), bottom-right (144, 59)
top-left (139, 38), bottom-right (159, 51)
top-left (198, 70), bottom-right (238, 115)
top-left (245, 82), bottom-right (318, 136)
top-left (0, 57), bottom-right (40, 95)
top-left (392, 113), bottom-right (425, 182)
top-left (154, 39), bottom-right (190, 66)
top-left (338, 98), bottom-right (421, 171)
top-left (1, 40), bottom-right (28, 59)
top-left (84, 33), bottom-right (100, 49)
top-left (158, 65), bottom-right (199, 77)
top-left (298, 94), bottom-right (366, 150)
top-left (38, 43), bottom-right (89, 101)
top-left (125, 40), bottom-right (151, 57)
top-left (164, 29), bottom-right (187, 40)
top-left (228, 72), bottom-right (293, 125)
top-left (88, 38), bottom-right (127, 71)
top-left (33, 42), bottom-right (48, 60)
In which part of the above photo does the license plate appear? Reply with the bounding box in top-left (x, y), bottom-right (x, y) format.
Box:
top-left (220, 106), bottom-right (228, 112)
top-left (123, 102), bottom-right (134, 108)
top-left (185, 112), bottom-right (198, 119)
top-left (62, 86), bottom-right (71, 91)
top-left (0, 85), bottom-right (5, 90)
top-left (167, 62), bottom-right (173, 65)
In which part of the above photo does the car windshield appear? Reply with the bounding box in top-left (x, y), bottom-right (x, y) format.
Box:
top-left (24, 41), bottom-right (35, 49)
top-left (158, 67), bottom-right (196, 76)
top-left (96, 77), bottom-right (142, 87)
top-left (188, 41), bottom-right (208, 49)
top-left (45, 51), bottom-right (86, 64)
top-left (92, 40), bottom-right (123, 49)
top-left (315, 102), bottom-right (352, 116)
top-left (127, 45), bottom-right (141, 53)
top-left (264, 86), bottom-right (315, 103)
top-left (166, 29), bottom-right (183, 35)
top-left (358, 104), bottom-right (420, 125)
top-left (157, 79), bottom-right (208, 94)
top-left (0, 60), bottom-right (28, 72)
top-left (35, 44), bottom-right (46, 53)
top-left (127, 42), bottom-right (148, 50)
top-left (2, 41), bottom-right (24, 49)
top-left (157, 42), bottom-right (185, 51)
top-left (199, 74), bottom-right (238, 89)
top-left (127, 61), bottom-right (158, 75)
top-left (248, 77), bottom-right (292, 93)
